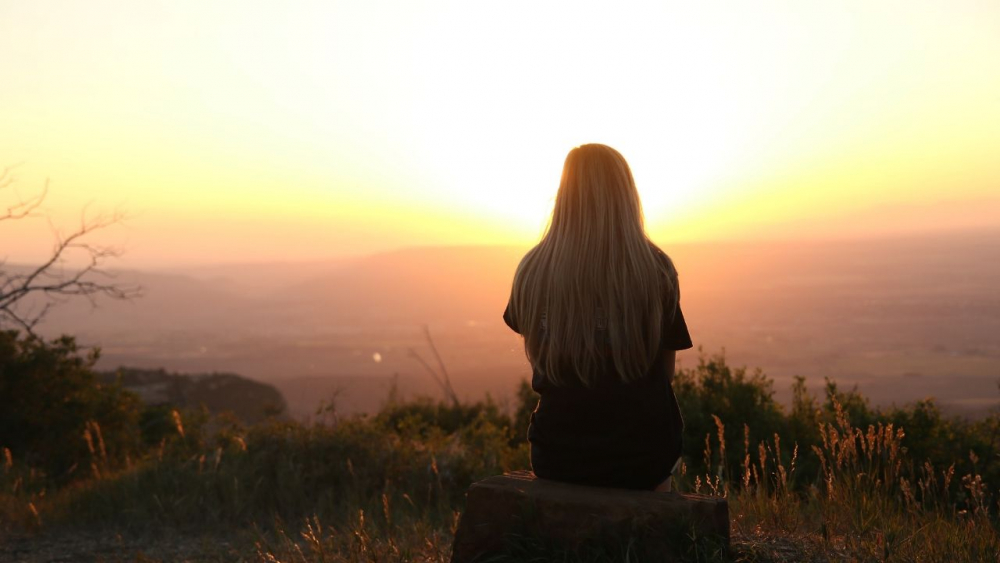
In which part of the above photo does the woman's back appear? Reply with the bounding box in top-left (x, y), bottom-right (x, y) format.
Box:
top-left (505, 250), bottom-right (691, 489)
top-left (504, 144), bottom-right (692, 490)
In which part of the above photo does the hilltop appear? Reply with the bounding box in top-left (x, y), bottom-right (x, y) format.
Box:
top-left (98, 368), bottom-right (287, 424)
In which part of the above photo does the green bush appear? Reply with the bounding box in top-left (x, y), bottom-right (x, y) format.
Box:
top-left (0, 331), bottom-right (142, 483)
top-left (374, 396), bottom-right (513, 441)
top-left (672, 350), bottom-right (787, 480)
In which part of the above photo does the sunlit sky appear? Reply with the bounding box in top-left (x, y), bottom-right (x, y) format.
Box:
top-left (2, 1), bottom-right (998, 267)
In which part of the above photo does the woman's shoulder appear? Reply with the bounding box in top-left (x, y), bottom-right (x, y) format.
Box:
top-left (647, 242), bottom-right (678, 279)
top-left (514, 245), bottom-right (543, 271)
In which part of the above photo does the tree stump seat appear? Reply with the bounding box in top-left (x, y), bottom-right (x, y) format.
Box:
top-left (451, 471), bottom-right (729, 562)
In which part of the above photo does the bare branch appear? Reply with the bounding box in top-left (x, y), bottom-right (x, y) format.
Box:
top-left (408, 348), bottom-right (458, 406)
top-left (0, 168), bottom-right (142, 335)
top-left (423, 325), bottom-right (459, 405)
top-left (0, 165), bottom-right (47, 223)
top-left (408, 326), bottom-right (460, 406)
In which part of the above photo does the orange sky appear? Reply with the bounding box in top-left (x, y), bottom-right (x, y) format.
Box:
top-left (2, 1), bottom-right (998, 267)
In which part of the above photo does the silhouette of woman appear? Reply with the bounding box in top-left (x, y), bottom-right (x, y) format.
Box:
top-left (503, 143), bottom-right (692, 491)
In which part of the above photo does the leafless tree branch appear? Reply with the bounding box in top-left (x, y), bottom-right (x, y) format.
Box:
top-left (0, 164), bottom-right (47, 223)
top-left (0, 169), bottom-right (142, 336)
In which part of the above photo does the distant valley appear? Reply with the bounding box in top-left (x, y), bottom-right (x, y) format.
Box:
top-left (32, 229), bottom-right (1000, 420)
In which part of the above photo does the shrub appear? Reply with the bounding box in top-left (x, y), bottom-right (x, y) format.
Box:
top-left (673, 350), bottom-right (787, 480)
top-left (375, 396), bottom-right (512, 441)
top-left (0, 331), bottom-right (142, 482)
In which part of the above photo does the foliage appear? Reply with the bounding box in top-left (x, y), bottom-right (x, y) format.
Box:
top-left (721, 399), bottom-right (1000, 563)
top-left (0, 330), bottom-right (142, 483)
top-left (2, 345), bottom-right (999, 562)
top-left (375, 396), bottom-right (512, 442)
top-left (511, 379), bottom-right (539, 446)
top-left (673, 350), bottom-right (787, 482)
top-left (102, 367), bottom-right (288, 423)
top-left (672, 350), bottom-right (1000, 500)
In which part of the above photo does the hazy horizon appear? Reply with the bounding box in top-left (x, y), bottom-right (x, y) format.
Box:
top-left (153, 224), bottom-right (1000, 270)
top-left (8, 222), bottom-right (1000, 273)
top-left (17, 230), bottom-right (998, 422)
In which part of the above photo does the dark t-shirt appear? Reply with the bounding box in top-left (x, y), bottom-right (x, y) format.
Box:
top-left (503, 269), bottom-right (692, 490)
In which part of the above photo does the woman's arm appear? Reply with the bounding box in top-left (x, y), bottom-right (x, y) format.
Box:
top-left (662, 349), bottom-right (676, 384)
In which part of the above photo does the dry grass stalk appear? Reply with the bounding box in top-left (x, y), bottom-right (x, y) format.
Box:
top-left (171, 410), bottom-right (186, 439)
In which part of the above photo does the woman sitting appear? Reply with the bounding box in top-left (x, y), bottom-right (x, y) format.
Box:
top-left (503, 143), bottom-right (692, 492)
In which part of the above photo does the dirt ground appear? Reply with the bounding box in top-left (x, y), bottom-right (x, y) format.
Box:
top-left (0, 532), bottom-right (246, 563)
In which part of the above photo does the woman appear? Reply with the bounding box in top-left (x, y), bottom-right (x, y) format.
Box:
top-left (503, 143), bottom-right (692, 491)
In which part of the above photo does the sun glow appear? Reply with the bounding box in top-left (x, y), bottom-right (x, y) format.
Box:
top-left (1, 1), bottom-right (998, 266)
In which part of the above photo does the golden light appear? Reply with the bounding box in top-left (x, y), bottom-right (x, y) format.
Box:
top-left (1, 1), bottom-right (997, 265)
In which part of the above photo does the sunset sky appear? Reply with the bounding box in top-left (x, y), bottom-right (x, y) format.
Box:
top-left (2, 1), bottom-right (998, 267)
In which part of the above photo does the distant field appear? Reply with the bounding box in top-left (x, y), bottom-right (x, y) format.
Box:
top-left (34, 229), bottom-right (1000, 419)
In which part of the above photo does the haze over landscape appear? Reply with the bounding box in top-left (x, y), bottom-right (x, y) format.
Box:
top-left (3, 1), bottom-right (1000, 418)
top-left (23, 230), bottom-right (1000, 421)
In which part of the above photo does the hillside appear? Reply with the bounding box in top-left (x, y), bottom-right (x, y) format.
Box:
top-left (98, 368), bottom-right (287, 423)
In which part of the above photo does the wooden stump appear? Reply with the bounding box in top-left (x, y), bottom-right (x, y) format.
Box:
top-left (451, 471), bottom-right (729, 562)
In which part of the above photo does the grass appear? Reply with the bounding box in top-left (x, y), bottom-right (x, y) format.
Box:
top-left (711, 404), bottom-right (1000, 562)
top-left (2, 356), bottom-right (999, 562)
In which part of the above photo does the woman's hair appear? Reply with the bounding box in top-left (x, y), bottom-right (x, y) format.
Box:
top-left (509, 143), bottom-right (677, 387)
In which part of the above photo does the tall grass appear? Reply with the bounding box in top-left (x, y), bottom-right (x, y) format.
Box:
top-left (687, 398), bottom-right (1000, 562)
top-left (3, 352), bottom-right (999, 562)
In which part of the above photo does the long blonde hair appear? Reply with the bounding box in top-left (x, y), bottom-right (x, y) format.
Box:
top-left (509, 144), bottom-right (677, 387)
